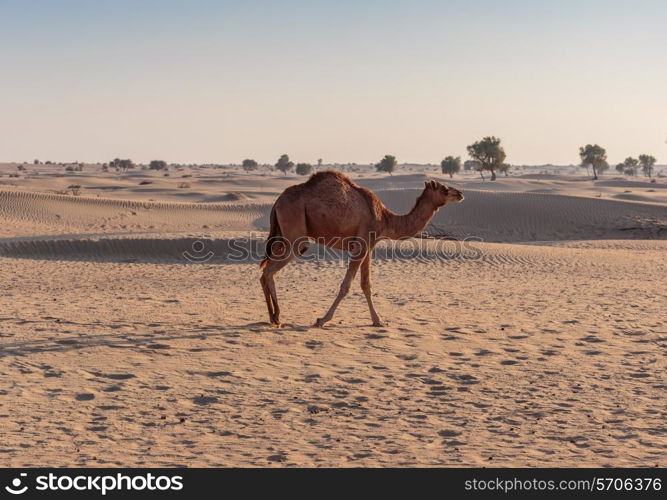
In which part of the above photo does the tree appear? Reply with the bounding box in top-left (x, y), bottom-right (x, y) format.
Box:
top-left (498, 163), bottom-right (511, 177)
top-left (638, 154), bottom-right (656, 178)
top-left (295, 163), bottom-right (314, 175)
top-left (473, 161), bottom-right (485, 180)
top-left (275, 154), bottom-right (294, 175)
top-left (317, 158), bottom-right (323, 169)
top-left (615, 162), bottom-right (625, 174)
top-left (110, 158), bottom-right (135, 173)
top-left (467, 136), bottom-right (506, 181)
top-left (440, 156), bottom-right (461, 178)
top-left (622, 157), bottom-right (638, 176)
top-left (463, 159), bottom-right (481, 171)
top-left (242, 159), bottom-right (258, 172)
top-left (149, 160), bottom-right (168, 170)
top-left (578, 144), bottom-right (608, 180)
top-left (375, 155), bottom-right (397, 175)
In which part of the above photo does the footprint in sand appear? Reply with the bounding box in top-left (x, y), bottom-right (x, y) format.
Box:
top-left (146, 343), bottom-right (171, 349)
top-left (102, 385), bottom-right (123, 392)
top-left (106, 373), bottom-right (135, 380)
top-left (192, 395), bottom-right (218, 405)
top-left (439, 429), bottom-right (462, 437)
top-left (267, 453), bottom-right (287, 463)
top-left (305, 340), bottom-right (323, 349)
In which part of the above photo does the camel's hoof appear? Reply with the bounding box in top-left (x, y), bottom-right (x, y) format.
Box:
top-left (314, 318), bottom-right (326, 328)
top-left (372, 321), bottom-right (385, 327)
top-left (271, 321), bottom-right (283, 328)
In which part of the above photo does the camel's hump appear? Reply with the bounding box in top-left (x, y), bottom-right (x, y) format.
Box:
top-left (295, 170), bottom-right (385, 219)
top-left (303, 170), bottom-right (357, 187)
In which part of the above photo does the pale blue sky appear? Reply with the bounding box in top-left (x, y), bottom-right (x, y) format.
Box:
top-left (1, 0), bottom-right (665, 165)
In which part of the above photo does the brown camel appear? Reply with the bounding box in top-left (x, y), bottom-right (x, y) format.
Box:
top-left (259, 171), bottom-right (464, 327)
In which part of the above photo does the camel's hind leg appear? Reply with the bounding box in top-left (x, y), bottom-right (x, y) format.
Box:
top-left (360, 253), bottom-right (383, 327)
top-left (260, 208), bottom-right (310, 326)
top-left (260, 254), bottom-right (295, 327)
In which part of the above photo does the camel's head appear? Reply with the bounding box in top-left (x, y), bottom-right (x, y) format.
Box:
top-left (423, 180), bottom-right (464, 207)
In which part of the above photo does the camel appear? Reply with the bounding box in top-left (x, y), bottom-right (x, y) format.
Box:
top-left (259, 171), bottom-right (464, 327)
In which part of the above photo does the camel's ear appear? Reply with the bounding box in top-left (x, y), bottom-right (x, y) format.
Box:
top-left (425, 180), bottom-right (437, 189)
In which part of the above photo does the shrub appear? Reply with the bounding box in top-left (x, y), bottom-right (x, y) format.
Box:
top-left (149, 160), bottom-right (168, 170)
top-left (242, 159), bottom-right (258, 172)
top-left (275, 154), bottom-right (294, 175)
top-left (440, 156), bottom-right (461, 178)
top-left (375, 155), bottom-right (397, 175)
top-left (295, 163), bottom-right (314, 175)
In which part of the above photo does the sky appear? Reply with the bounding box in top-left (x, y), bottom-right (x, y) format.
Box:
top-left (1, 0), bottom-right (666, 165)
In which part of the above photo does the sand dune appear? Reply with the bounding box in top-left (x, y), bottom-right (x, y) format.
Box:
top-left (0, 189), bottom-right (269, 238)
top-left (0, 167), bottom-right (665, 467)
top-left (379, 189), bottom-right (667, 242)
top-left (2, 182), bottom-right (666, 246)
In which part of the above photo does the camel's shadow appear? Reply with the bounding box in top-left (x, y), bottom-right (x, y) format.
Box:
top-left (0, 319), bottom-right (393, 360)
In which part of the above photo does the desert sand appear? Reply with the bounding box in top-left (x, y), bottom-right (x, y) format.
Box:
top-left (0, 162), bottom-right (665, 467)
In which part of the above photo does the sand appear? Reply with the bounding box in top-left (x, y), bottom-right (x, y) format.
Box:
top-left (0, 163), bottom-right (665, 467)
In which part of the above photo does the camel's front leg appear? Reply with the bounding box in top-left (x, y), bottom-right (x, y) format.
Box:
top-left (315, 257), bottom-right (364, 327)
top-left (360, 253), bottom-right (383, 327)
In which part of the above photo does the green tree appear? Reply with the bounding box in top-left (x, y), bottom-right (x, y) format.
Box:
top-left (440, 156), bottom-right (461, 178)
top-left (463, 159), bottom-right (481, 171)
top-left (149, 160), bottom-right (167, 170)
top-left (615, 162), bottom-right (625, 174)
top-left (467, 136), bottom-right (506, 181)
top-left (498, 163), bottom-right (511, 177)
top-left (295, 163), bottom-right (314, 175)
top-left (375, 155), bottom-right (397, 175)
top-left (622, 157), bottom-right (638, 176)
top-left (242, 159), bottom-right (258, 172)
top-left (317, 158), bottom-right (323, 169)
top-left (578, 144), bottom-right (608, 180)
top-left (275, 154), bottom-right (294, 175)
top-left (110, 158), bottom-right (135, 173)
top-left (638, 154), bottom-right (656, 178)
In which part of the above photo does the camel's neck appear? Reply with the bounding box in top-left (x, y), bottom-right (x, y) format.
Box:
top-left (383, 193), bottom-right (438, 240)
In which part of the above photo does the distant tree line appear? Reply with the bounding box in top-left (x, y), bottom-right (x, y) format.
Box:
top-left (579, 145), bottom-right (657, 179)
top-left (95, 143), bottom-right (658, 182)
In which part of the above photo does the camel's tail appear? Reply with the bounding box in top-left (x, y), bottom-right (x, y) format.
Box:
top-left (259, 206), bottom-right (281, 269)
